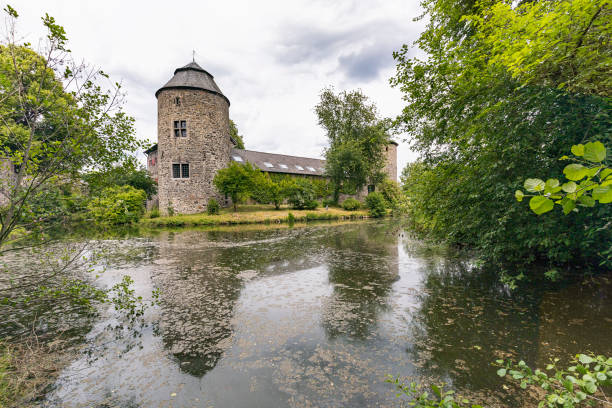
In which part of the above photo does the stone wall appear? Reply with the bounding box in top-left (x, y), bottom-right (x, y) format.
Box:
top-left (384, 143), bottom-right (398, 182)
top-left (157, 89), bottom-right (231, 215)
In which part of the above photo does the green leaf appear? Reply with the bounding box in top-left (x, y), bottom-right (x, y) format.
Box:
top-left (601, 168), bottom-right (612, 180)
top-left (529, 196), bottom-right (554, 215)
top-left (571, 144), bottom-right (584, 157)
top-left (583, 141), bottom-right (606, 163)
top-left (431, 384), bottom-right (441, 398)
top-left (520, 381), bottom-right (527, 389)
top-left (585, 381), bottom-right (597, 394)
top-left (561, 198), bottom-right (576, 214)
top-left (592, 185), bottom-right (612, 203)
top-left (497, 368), bottom-right (507, 377)
top-left (578, 195), bottom-right (595, 207)
top-left (578, 354), bottom-right (594, 364)
top-left (515, 190), bottom-right (524, 202)
top-left (524, 178), bottom-right (545, 192)
top-left (561, 181), bottom-right (577, 193)
top-left (563, 164), bottom-right (588, 181)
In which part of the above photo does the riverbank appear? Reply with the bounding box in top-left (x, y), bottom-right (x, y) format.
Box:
top-left (140, 205), bottom-right (370, 227)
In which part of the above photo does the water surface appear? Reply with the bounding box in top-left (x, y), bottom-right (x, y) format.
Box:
top-left (37, 221), bottom-right (611, 407)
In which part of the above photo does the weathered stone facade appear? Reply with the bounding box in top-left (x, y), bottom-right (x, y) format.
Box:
top-left (156, 89), bottom-right (231, 215)
top-left (384, 142), bottom-right (398, 182)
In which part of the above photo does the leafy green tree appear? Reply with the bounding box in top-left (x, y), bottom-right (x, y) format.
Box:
top-left (471, 0), bottom-right (611, 97)
top-left (84, 158), bottom-right (157, 199)
top-left (315, 88), bottom-right (390, 202)
top-left (0, 6), bottom-right (143, 247)
top-left (284, 178), bottom-right (318, 210)
top-left (391, 0), bottom-right (612, 273)
top-left (87, 185), bottom-right (146, 224)
top-left (229, 119), bottom-right (245, 149)
top-left (251, 172), bottom-right (286, 209)
top-left (213, 161), bottom-right (258, 211)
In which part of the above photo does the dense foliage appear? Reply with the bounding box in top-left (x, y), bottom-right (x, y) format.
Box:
top-left (0, 7), bottom-right (144, 246)
top-left (389, 353), bottom-right (612, 408)
top-left (341, 197), bottom-right (361, 211)
top-left (315, 88), bottom-right (391, 201)
top-left (213, 162), bottom-right (258, 211)
top-left (284, 178), bottom-right (318, 210)
top-left (84, 159), bottom-right (157, 199)
top-left (87, 185), bottom-right (146, 224)
top-left (393, 0), bottom-right (612, 275)
top-left (365, 192), bottom-right (386, 218)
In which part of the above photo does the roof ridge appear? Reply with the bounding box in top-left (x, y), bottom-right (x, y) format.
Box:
top-left (232, 148), bottom-right (324, 162)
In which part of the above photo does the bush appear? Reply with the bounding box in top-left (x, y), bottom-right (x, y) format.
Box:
top-left (287, 212), bottom-right (295, 224)
top-left (322, 198), bottom-right (336, 207)
top-left (342, 198), bottom-right (361, 211)
top-left (365, 192), bottom-right (386, 218)
top-left (87, 185), bottom-right (146, 224)
top-left (148, 208), bottom-right (160, 218)
top-left (207, 198), bottom-right (220, 215)
top-left (379, 179), bottom-right (403, 209)
top-left (286, 178), bottom-right (317, 209)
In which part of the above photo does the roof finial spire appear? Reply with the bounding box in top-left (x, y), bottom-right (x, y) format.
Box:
top-left (192, 49), bottom-right (195, 62)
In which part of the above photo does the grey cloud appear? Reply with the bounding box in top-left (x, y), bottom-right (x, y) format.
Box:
top-left (274, 20), bottom-right (412, 82)
top-left (338, 43), bottom-right (395, 81)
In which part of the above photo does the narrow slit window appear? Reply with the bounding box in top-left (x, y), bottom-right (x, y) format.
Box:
top-left (181, 163), bottom-right (189, 178)
top-left (173, 121), bottom-right (180, 137)
top-left (172, 163), bottom-right (181, 178)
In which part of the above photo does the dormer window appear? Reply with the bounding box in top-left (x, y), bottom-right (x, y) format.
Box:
top-left (263, 162), bottom-right (274, 168)
top-left (174, 120), bottom-right (187, 137)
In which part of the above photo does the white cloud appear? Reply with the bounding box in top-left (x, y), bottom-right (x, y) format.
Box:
top-left (9, 0), bottom-right (425, 178)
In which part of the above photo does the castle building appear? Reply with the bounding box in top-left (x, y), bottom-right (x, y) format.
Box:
top-left (146, 61), bottom-right (397, 214)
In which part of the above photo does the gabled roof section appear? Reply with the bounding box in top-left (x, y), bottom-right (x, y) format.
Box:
top-left (230, 148), bottom-right (326, 176)
top-left (155, 61), bottom-right (230, 105)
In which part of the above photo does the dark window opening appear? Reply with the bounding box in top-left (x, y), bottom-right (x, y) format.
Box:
top-left (173, 120), bottom-right (187, 137)
top-left (367, 185), bottom-right (375, 193)
top-left (172, 163), bottom-right (189, 178)
top-left (174, 97), bottom-right (181, 106)
top-left (13, 164), bottom-right (20, 174)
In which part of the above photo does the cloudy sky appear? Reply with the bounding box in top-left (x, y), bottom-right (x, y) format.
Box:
top-left (11, 0), bottom-right (426, 178)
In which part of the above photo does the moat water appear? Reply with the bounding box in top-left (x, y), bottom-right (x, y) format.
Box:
top-left (16, 221), bottom-right (612, 407)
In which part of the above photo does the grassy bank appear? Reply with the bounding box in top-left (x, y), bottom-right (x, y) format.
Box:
top-left (141, 205), bottom-right (370, 228)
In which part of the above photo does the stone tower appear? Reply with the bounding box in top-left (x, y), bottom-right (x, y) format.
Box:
top-left (155, 62), bottom-right (232, 214)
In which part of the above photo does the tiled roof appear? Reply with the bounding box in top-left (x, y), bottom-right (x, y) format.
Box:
top-left (155, 61), bottom-right (229, 105)
top-left (230, 148), bottom-right (325, 176)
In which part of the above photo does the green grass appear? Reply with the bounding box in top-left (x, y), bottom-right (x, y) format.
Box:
top-left (141, 204), bottom-right (369, 228)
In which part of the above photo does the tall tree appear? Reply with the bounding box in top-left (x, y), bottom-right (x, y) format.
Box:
top-left (393, 0), bottom-right (611, 275)
top-left (315, 88), bottom-right (390, 201)
top-left (0, 6), bottom-right (144, 248)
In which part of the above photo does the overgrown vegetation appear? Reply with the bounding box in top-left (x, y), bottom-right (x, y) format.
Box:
top-left (87, 185), bottom-right (146, 225)
top-left (388, 353), bottom-right (612, 408)
top-left (315, 88), bottom-right (394, 202)
top-left (394, 0), bottom-right (611, 276)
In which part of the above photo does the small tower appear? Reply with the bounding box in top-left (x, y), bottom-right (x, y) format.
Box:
top-left (155, 62), bottom-right (232, 214)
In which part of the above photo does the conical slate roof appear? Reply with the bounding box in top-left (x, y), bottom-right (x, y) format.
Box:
top-left (155, 61), bottom-right (229, 105)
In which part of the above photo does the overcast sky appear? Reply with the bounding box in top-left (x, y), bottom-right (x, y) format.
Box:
top-left (11, 0), bottom-right (425, 179)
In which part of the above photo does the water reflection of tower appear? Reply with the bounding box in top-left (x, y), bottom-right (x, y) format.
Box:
top-left (321, 223), bottom-right (400, 339)
top-left (153, 230), bottom-right (242, 377)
